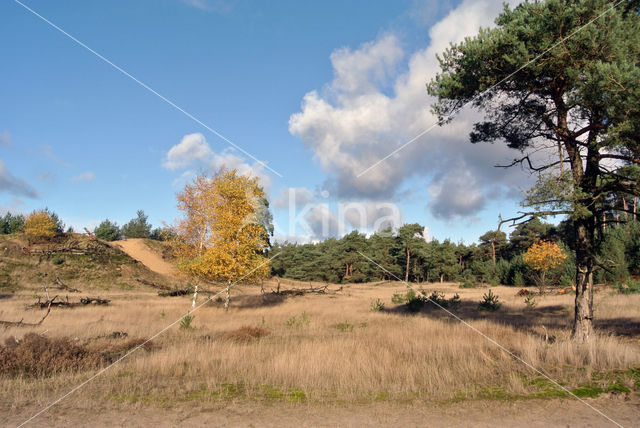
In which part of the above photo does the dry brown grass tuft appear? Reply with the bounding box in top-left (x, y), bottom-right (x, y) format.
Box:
top-left (0, 333), bottom-right (102, 377)
top-left (219, 326), bottom-right (270, 342)
top-left (0, 333), bottom-right (152, 378)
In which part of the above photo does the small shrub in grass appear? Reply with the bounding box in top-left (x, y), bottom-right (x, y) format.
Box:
top-left (52, 254), bottom-right (64, 265)
top-left (448, 293), bottom-right (461, 310)
top-left (180, 314), bottom-right (195, 330)
top-left (616, 279), bottom-right (640, 295)
top-left (370, 298), bottom-right (385, 312)
top-left (478, 290), bottom-right (501, 311)
top-left (524, 294), bottom-right (538, 308)
top-left (406, 297), bottom-right (424, 312)
top-left (459, 278), bottom-right (476, 289)
top-left (286, 312), bottom-right (310, 328)
top-left (425, 291), bottom-right (448, 309)
top-left (333, 321), bottom-right (354, 332)
top-left (391, 291), bottom-right (408, 304)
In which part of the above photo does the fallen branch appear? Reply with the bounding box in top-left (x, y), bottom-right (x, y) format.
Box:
top-left (0, 301), bottom-right (52, 327)
top-left (80, 297), bottom-right (110, 305)
top-left (29, 295), bottom-right (110, 308)
top-left (158, 289), bottom-right (190, 297)
top-left (135, 277), bottom-right (172, 290)
top-left (54, 276), bottom-right (80, 293)
top-left (271, 285), bottom-right (336, 296)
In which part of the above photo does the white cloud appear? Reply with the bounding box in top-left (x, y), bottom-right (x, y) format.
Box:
top-left (340, 200), bottom-right (403, 232)
top-left (163, 133), bottom-right (272, 190)
top-left (274, 187), bottom-right (316, 209)
top-left (0, 160), bottom-right (38, 198)
top-left (163, 133), bottom-right (213, 170)
top-left (304, 204), bottom-right (341, 240)
top-left (70, 172), bottom-right (95, 182)
top-left (289, 0), bottom-right (528, 219)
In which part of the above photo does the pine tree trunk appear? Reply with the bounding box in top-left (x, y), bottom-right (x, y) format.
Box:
top-left (491, 240), bottom-right (496, 265)
top-left (572, 219), bottom-right (595, 342)
top-left (405, 247), bottom-right (410, 282)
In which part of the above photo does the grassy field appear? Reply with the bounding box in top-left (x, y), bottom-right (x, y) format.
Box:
top-left (2, 276), bottom-right (640, 426)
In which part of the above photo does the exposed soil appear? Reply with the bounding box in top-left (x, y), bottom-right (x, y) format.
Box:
top-left (7, 396), bottom-right (639, 427)
top-left (110, 239), bottom-right (178, 278)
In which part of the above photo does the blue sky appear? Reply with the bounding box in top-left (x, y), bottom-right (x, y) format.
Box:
top-left (1, 0), bottom-right (533, 244)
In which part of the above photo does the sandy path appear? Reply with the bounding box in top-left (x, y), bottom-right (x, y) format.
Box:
top-left (7, 396), bottom-right (639, 427)
top-left (111, 239), bottom-right (178, 277)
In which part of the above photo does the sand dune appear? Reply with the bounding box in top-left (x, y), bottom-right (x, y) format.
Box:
top-left (111, 238), bottom-right (177, 277)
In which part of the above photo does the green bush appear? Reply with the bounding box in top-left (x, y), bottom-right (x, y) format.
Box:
top-left (524, 294), bottom-right (537, 308)
top-left (121, 210), bottom-right (152, 239)
top-left (425, 291), bottom-right (448, 308)
top-left (391, 293), bottom-right (407, 304)
top-left (448, 293), bottom-right (461, 311)
top-left (406, 294), bottom-right (425, 312)
top-left (370, 299), bottom-right (385, 312)
top-left (616, 279), bottom-right (640, 295)
top-left (596, 228), bottom-right (629, 284)
top-left (333, 321), bottom-right (354, 332)
top-left (478, 290), bottom-right (501, 311)
top-left (94, 219), bottom-right (121, 241)
top-left (179, 314), bottom-right (195, 330)
top-left (0, 212), bottom-right (25, 234)
top-left (459, 278), bottom-right (476, 289)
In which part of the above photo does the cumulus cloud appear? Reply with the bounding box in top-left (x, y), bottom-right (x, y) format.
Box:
top-left (163, 133), bottom-right (271, 190)
top-left (163, 133), bottom-right (213, 170)
top-left (340, 200), bottom-right (403, 231)
top-left (275, 187), bottom-right (404, 240)
top-left (70, 172), bottom-right (95, 182)
top-left (0, 160), bottom-right (39, 198)
top-left (274, 187), bottom-right (315, 209)
top-left (289, 0), bottom-right (529, 219)
top-left (304, 204), bottom-right (341, 240)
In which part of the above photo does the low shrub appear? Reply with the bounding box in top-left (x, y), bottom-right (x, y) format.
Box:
top-left (370, 298), bottom-right (385, 312)
top-left (333, 321), bottom-right (354, 332)
top-left (180, 314), bottom-right (195, 330)
top-left (0, 333), bottom-right (151, 377)
top-left (459, 279), bottom-right (476, 289)
top-left (478, 290), bottom-right (501, 311)
top-left (616, 279), bottom-right (640, 295)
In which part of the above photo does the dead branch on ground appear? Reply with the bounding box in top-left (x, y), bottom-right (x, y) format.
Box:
top-left (54, 276), bottom-right (80, 293)
top-left (0, 301), bottom-right (52, 327)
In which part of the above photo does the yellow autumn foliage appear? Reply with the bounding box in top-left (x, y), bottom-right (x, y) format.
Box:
top-left (24, 210), bottom-right (57, 239)
top-left (175, 169), bottom-right (271, 283)
top-left (522, 240), bottom-right (567, 272)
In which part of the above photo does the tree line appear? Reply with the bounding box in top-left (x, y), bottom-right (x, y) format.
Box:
top-left (0, 209), bottom-right (172, 242)
top-left (269, 216), bottom-right (640, 288)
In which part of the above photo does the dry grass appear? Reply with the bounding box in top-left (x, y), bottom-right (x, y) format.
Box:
top-left (1, 281), bottom-right (639, 413)
top-left (219, 326), bottom-right (270, 342)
